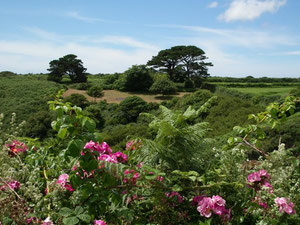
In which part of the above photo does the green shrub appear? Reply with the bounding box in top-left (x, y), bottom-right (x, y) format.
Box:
top-left (87, 86), bottom-right (103, 97)
top-left (149, 78), bottom-right (177, 95)
top-left (114, 65), bottom-right (153, 92)
top-left (64, 93), bottom-right (89, 108)
top-left (83, 105), bottom-right (105, 129)
top-left (69, 82), bottom-right (91, 90)
top-left (119, 96), bottom-right (148, 123)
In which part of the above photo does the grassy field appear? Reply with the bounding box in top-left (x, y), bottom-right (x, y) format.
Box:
top-left (63, 88), bottom-right (189, 103)
top-left (228, 86), bottom-right (297, 96)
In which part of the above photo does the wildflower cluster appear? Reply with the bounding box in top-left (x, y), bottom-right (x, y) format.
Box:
top-left (247, 169), bottom-right (273, 193)
top-left (5, 140), bottom-right (27, 156)
top-left (275, 197), bottom-right (295, 215)
top-left (84, 141), bottom-right (127, 164)
top-left (196, 195), bottom-right (230, 221)
top-left (0, 180), bottom-right (20, 191)
top-left (123, 169), bottom-right (139, 185)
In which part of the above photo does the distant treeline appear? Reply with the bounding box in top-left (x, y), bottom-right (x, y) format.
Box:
top-left (208, 76), bottom-right (300, 83)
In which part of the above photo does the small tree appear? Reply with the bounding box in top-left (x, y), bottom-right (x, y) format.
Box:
top-left (119, 96), bottom-right (148, 123)
top-left (114, 65), bottom-right (153, 92)
top-left (149, 78), bottom-right (177, 95)
top-left (47, 54), bottom-right (87, 83)
top-left (87, 86), bottom-right (103, 98)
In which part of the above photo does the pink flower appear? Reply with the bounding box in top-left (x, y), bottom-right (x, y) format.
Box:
top-left (197, 197), bottom-right (213, 218)
top-left (99, 142), bottom-right (112, 155)
top-left (248, 172), bottom-right (261, 183)
top-left (261, 180), bottom-right (273, 193)
top-left (113, 152), bottom-right (127, 163)
top-left (211, 195), bottom-right (226, 215)
top-left (26, 217), bottom-right (36, 224)
top-left (56, 174), bottom-right (74, 192)
top-left (42, 217), bottom-right (53, 225)
top-left (94, 220), bottom-right (106, 225)
top-left (258, 169), bottom-right (270, 180)
top-left (192, 195), bottom-right (205, 206)
top-left (57, 174), bottom-right (69, 186)
top-left (165, 191), bottom-right (183, 203)
top-left (275, 197), bottom-right (295, 215)
top-left (126, 140), bottom-right (135, 151)
top-left (8, 180), bottom-right (20, 190)
top-left (6, 140), bottom-right (28, 156)
top-left (84, 140), bottom-right (95, 150)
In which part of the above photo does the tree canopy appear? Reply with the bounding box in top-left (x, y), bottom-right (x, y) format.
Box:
top-left (147, 45), bottom-right (213, 82)
top-left (47, 54), bottom-right (87, 83)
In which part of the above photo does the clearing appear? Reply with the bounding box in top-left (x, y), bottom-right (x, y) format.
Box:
top-left (63, 89), bottom-right (189, 103)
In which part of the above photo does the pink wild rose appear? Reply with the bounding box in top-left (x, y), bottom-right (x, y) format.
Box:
top-left (275, 197), bottom-right (295, 215)
top-left (211, 195), bottom-right (226, 215)
top-left (197, 197), bottom-right (213, 218)
top-left (94, 220), bottom-right (106, 225)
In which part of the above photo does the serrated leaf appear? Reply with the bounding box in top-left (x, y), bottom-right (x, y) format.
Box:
top-left (77, 214), bottom-right (91, 223)
top-left (59, 207), bottom-right (74, 217)
top-left (63, 216), bottom-right (79, 225)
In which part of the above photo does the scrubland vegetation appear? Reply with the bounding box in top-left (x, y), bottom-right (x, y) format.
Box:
top-left (0, 47), bottom-right (300, 224)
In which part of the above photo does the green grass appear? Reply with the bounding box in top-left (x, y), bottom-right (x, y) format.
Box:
top-left (228, 86), bottom-right (297, 96)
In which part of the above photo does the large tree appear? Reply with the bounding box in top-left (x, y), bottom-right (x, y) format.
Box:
top-left (147, 45), bottom-right (213, 82)
top-left (47, 54), bottom-right (87, 83)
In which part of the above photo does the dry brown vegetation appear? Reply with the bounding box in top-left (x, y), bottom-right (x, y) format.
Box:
top-left (63, 88), bottom-right (189, 103)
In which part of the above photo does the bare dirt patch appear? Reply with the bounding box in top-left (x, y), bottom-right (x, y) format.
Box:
top-left (63, 89), bottom-right (190, 104)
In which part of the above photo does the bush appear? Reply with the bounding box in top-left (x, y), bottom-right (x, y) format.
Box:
top-left (184, 79), bottom-right (195, 89)
top-left (119, 96), bottom-right (148, 123)
top-left (64, 93), bottom-right (89, 108)
top-left (149, 78), bottom-right (177, 95)
top-left (83, 105), bottom-right (105, 129)
top-left (69, 82), bottom-right (91, 90)
top-left (87, 86), bottom-right (103, 97)
top-left (114, 65), bottom-right (153, 92)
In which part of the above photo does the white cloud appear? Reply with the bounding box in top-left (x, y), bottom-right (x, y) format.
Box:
top-left (219, 0), bottom-right (287, 22)
top-left (284, 51), bottom-right (300, 55)
top-left (162, 24), bottom-right (295, 48)
top-left (0, 39), bottom-right (159, 74)
top-left (66, 11), bottom-right (110, 23)
top-left (208, 1), bottom-right (219, 8)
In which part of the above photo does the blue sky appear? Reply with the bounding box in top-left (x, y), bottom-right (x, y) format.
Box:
top-left (0, 0), bottom-right (299, 77)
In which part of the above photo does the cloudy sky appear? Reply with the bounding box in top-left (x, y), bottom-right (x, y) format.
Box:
top-left (0, 0), bottom-right (299, 77)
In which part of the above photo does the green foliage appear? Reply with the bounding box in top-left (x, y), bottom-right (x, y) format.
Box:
top-left (64, 94), bottom-right (89, 109)
top-left (114, 65), bottom-right (153, 92)
top-left (0, 74), bottom-right (64, 131)
top-left (147, 45), bottom-right (213, 82)
top-left (149, 77), bottom-right (177, 95)
top-left (83, 105), bottom-right (105, 129)
top-left (47, 54), bottom-right (87, 83)
top-left (68, 82), bottom-right (92, 90)
top-left (139, 97), bottom-right (217, 172)
top-left (184, 79), bottom-right (195, 89)
top-left (119, 96), bottom-right (148, 123)
top-left (23, 110), bottom-right (56, 139)
top-left (86, 85), bottom-right (103, 97)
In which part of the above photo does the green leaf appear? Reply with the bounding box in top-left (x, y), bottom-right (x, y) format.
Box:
top-left (63, 216), bottom-right (79, 225)
top-left (77, 214), bottom-right (91, 223)
top-left (67, 139), bottom-right (84, 157)
top-left (59, 207), bottom-right (74, 217)
top-left (172, 184), bottom-right (183, 192)
top-left (58, 127), bottom-right (68, 139)
top-left (82, 117), bottom-right (96, 132)
top-left (74, 206), bottom-right (84, 215)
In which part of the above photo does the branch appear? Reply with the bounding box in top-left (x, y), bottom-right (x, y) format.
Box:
top-left (243, 138), bottom-right (268, 157)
